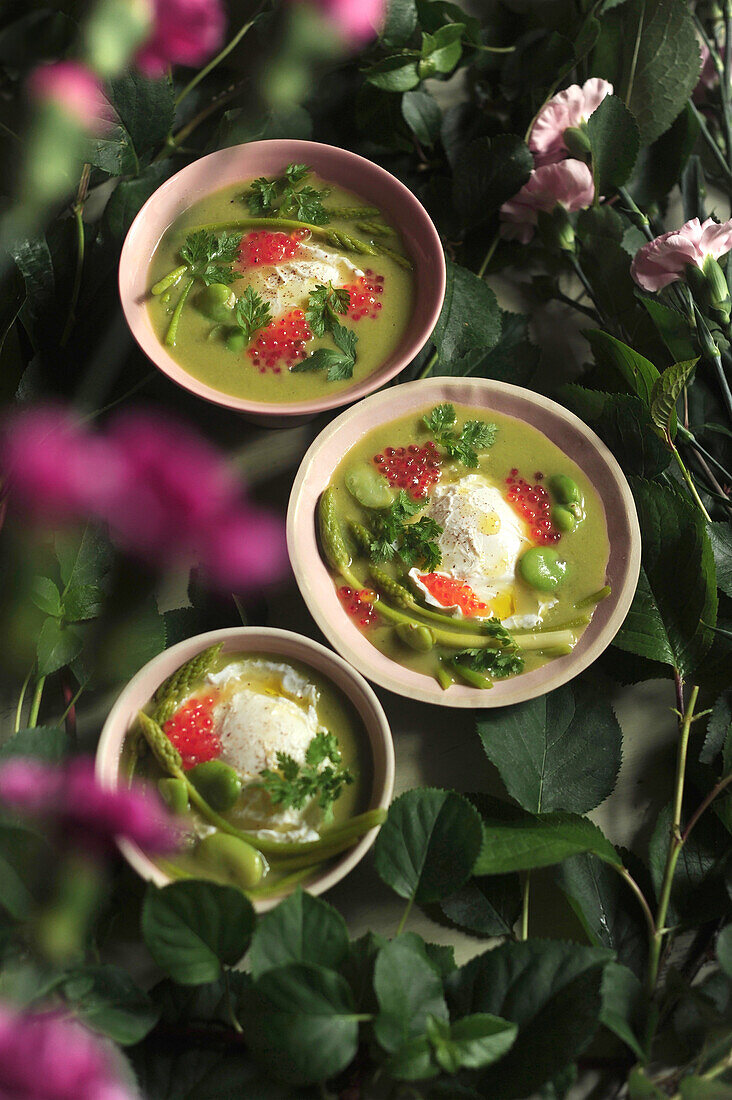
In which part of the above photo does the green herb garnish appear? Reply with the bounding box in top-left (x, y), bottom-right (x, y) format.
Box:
top-left (305, 281), bottom-right (351, 337)
top-left (259, 732), bottom-right (354, 820)
top-left (293, 283), bottom-right (358, 380)
top-left (369, 490), bottom-right (443, 570)
top-left (233, 285), bottom-right (272, 343)
top-left (423, 403), bottom-right (498, 467)
top-left (244, 163), bottom-right (331, 225)
top-left (179, 230), bottom-right (240, 285)
top-left (455, 624), bottom-right (524, 678)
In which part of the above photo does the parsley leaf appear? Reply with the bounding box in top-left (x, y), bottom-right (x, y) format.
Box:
top-left (258, 731), bottom-right (354, 819)
top-left (296, 285), bottom-right (358, 381)
top-left (422, 403), bottom-right (498, 468)
top-left (246, 176), bottom-right (279, 215)
top-left (306, 282), bottom-right (351, 337)
top-left (291, 347), bottom-right (356, 382)
top-left (285, 163), bottom-right (311, 184)
top-left (282, 184), bottom-right (331, 225)
top-left (244, 163), bottom-right (331, 224)
top-left (423, 403), bottom-right (457, 434)
top-left (455, 645), bottom-right (524, 679)
top-left (368, 491), bottom-right (443, 569)
top-left (180, 230), bottom-right (240, 285)
top-left (234, 286), bottom-right (272, 343)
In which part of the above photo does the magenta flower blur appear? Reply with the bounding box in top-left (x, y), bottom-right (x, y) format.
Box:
top-left (1, 405), bottom-right (288, 591)
top-left (136, 0), bottom-right (226, 75)
top-left (0, 757), bottom-right (177, 855)
top-left (27, 62), bottom-right (111, 134)
top-left (529, 78), bottom-right (613, 167)
top-left (309, 0), bottom-right (385, 43)
top-left (499, 160), bottom-right (595, 244)
top-left (0, 1002), bottom-right (135, 1100)
top-left (631, 217), bottom-right (732, 291)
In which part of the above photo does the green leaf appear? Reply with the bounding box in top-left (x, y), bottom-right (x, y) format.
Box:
top-left (446, 940), bottom-right (613, 1099)
top-left (217, 104), bottom-right (312, 150)
top-left (628, 1067), bottom-right (667, 1098)
top-left (36, 618), bottom-right (82, 676)
top-left (585, 330), bottom-right (660, 405)
top-left (62, 965), bottom-right (159, 1045)
top-left (55, 526), bottom-right (113, 590)
top-left (680, 1080), bottom-right (732, 1099)
top-left (63, 583), bottom-right (106, 621)
top-left (401, 89), bottom-right (442, 146)
top-left (452, 136), bottom-right (533, 227)
top-left (240, 964), bottom-right (360, 1085)
top-left (477, 682), bottom-right (622, 814)
top-left (432, 261), bottom-right (502, 366)
top-left (440, 873), bottom-right (522, 937)
top-left (600, 961), bottom-right (645, 1059)
top-left (103, 163), bottom-right (172, 239)
top-left (431, 308), bottom-right (540, 386)
top-left (592, 0), bottom-right (701, 145)
top-left (0, 823), bottom-right (51, 921)
top-left (249, 889), bottom-right (349, 979)
top-left (291, 347), bottom-right (355, 381)
top-left (474, 813), bottom-right (622, 875)
top-left (709, 522), bottom-right (732, 599)
top-left (640, 297), bottom-right (697, 362)
top-left (628, 103), bottom-right (699, 205)
top-left (381, 0), bottom-right (418, 45)
top-left (94, 593), bottom-right (167, 684)
top-left (700, 690), bottom-right (731, 764)
top-left (717, 924), bottom-right (732, 977)
top-left (141, 881), bottom-right (254, 985)
top-left (613, 566), bottom-right (675, 666)
top-left (130, 1041), bottom-right (291, 1099)
top-left (437, 1014), bottom-right (518, 1072)
top-left (30, 577), bottom-right (62, 617)
top-left (649, 359), bottom-right (697, 437)
top-left (373, 788), bottom-right (484, 904)
top-left (0, 726), bottom-right (71, 762)
top-left (421, 23), bottom-right (465, 73)
top-left (367, 57), bottom-right (421, 91)
top-left (373, 936), bottom-right (448, 1053)
top-left (649, 803), bottom-right (731, 926)
top-left (586, 94), bottom-right (640, 193)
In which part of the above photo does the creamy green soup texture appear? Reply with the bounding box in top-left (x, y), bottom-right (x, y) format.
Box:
top-left (127, 649), bottom-right (372, 896)
top-left (320, 403), bottom-right (611, 689)
top-left (147, 175), bottom-right (415, 403)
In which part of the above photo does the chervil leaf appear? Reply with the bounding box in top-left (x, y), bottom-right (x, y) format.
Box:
top-left (180, 230), bottom-right (239, 285)
top-left (367, 493), bottom-right (442, 570)
top-left (234, 286), bottom-right (272, 343)
top-left (291, 348), bottom-right (356, 381)
top-left (246, 176), bottom-right (278, 214)
top-left (259, 734), bottom-right (354, 814)
top-left (331, 321), bottom-right (358, 359)
top-left (285, 163), bottom-right (311, 184)
top-left (456, 643), bottom-right (524, 680)
top-left (423, 404), bottom-right (456, 434)
top-left (461, 420), bottom-right (497, 449)
top-left (284, 184), bottom-right (331, 225)
top-left (423, 405), bottom-right (498, 467)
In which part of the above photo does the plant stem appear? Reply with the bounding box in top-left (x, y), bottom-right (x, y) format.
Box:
top-left (418, 349), bottom-right (438, 379)
top-left (223, 969), bottom-right (243, 1034)
top-left (613, 864), bottom-right (657, 944)
top-left (396, 895), bottom-right (415, 936)
top-left (678, 424), bottom-right (732, 485)
top-left (14, 665), bottom-right (34, 733)
top-left (477, 234), bottom-right (499, 279)
top-left (175, 11), bottom-right (263, 106)
top-left (690, 102), bottom-right (732, 189)
top-left (61, 164), bottom-right (90, 347)
top-left (681, 769), bottom-right (732, 843)
top-left (520, 873), bottom-right (530, 939)
top-left (713, 347), bottom-right (732, 422)
top-left (28, 676), bottom-right (46, 728)
top-left (669, 439), bottom-right (713, 521)
top-left (617, 187), bottom-right (655, 242)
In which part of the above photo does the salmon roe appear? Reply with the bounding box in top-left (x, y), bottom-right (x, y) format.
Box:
top-left (163, 695), bottom-right (221, 770)
top-left (373, 441), bottom-right (441, 499)
top-left (505, 469), bottom-right (560, 544)
top-left (237, 229), bottom-right (307, 267)
top-left (418, 573), bottom-right (490, 617)
top-left (338, 586), bottom-right (377, 627)
top-left (342, 270), bottom-right (384, 320)
top-left (247, 308), bottom-right (312, 372)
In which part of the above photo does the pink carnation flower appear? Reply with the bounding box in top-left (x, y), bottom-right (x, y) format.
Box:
top-left (631, 217), bottom-right (732, 291)
top-left (529, 78), bottom-right (613, 167)
top-left (309, 0), bottom-right (385, 43)
top-left (0, 757), bottom-right (177, 855)
top-left (499, 160), bottom-right (595, 244)
top-left (0, 1002), bottom-right (135, 1100)
top-left (27, 62), bottom-right (110, 134)
top-left (136, 0), bottom-right (226, 75)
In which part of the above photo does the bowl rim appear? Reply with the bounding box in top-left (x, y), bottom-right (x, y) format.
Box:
top-left (287, 376), bottom-right (642, 708)
top-left (118, 138), bottom-right (446, 418)
top-left (95, 625), bottom-right (395, 911)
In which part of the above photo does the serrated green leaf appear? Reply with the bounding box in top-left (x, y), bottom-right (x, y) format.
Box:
top-left (474, 813), bottom-right (622, 876)
top-left (649, 803), bottom-right (731, 927)
top-left (366, 57), bottom-right (420, 91)
top-left (36, 618), bottom-right (82, 676)
top-left (650, 358), bottom-right (697, 437)
top-left (452, 135), bottom-right (533, 227)
top-left (30, 577), bottom-right (62, 617)
top-left (374, 936), bottom-right (448, 1054)
top-left (432, 261), bottom-right (502, 366)
top-left (586, 330), bottom-right (660, 404)
top-left (628, 103), bottom-right (699, 205)
top-left (55, 526), bottom-right (113, 590)
top-left (440, 873), bottom-right (522, 938)
top-left (63, 583), bottom-right (106, 621)
top-left (709, 522), bottom-right (732, 599)
top-left (249, 889), bottom-right (348, 979)
top-left (700, 690), bottom-right (731, 764)
top-left (438, 1014), bottom-right (518, 1073)
top-left (103, 163), bottom-right (172, 239)
top-left (129, 1041), bottom-right (290, 1099)
top-left (600, 961), bottom-right (645, 1059)
top-left (587, 94), bottom-right (640, 193)
top-left (0, 726), bottom-right (71, 762)
top-left (477, 682), bottom-right (622, 815)
top-left (62, 965), bottom-right (159, 1045)
top-left (401, 89), bottom-right (442, 146)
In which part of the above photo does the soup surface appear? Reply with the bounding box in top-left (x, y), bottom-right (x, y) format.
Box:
top-left (128, 646), bottom-right (373, 896)
top-left (318, 403), bottom-right (611, 690)
top-left (146, 166), bottom-right (414, 403)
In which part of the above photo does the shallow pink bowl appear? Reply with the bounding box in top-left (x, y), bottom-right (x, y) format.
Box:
top-left (95, 627), bottom-right (395, 911)
top-left (118, 139), bottom-right (446, 422)
top-left (287, 378), bottom-right (641, 708)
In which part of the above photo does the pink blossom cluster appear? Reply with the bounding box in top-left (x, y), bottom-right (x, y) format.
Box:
top-left (0, 757), bottom-right (177, 855)
top-left (136, 0), bottom-right (226, 75)
top-left (631, 217), bottom-right (732, 291)
top-left (311, 0), bottom-right (385, 43)
top-left (528, 78), bottom-right (613, 167)
top-left (28, 62), bottom-right (111, 134)
top-left (0, 1002), bottom-right (135, 1100)
top-left (0, 406), bottom-right (287, 591)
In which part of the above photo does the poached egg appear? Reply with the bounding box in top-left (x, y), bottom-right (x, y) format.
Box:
top-left (235, 243), bottom-right (361, 317)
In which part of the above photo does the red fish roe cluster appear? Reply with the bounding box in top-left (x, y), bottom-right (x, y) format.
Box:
top-left (342, 270), bottom-right (384, 320)
top-left (505, 469), bottom-right (561, 544)
top-left (248, 309), bottom-right (312, 373)
top-left (238, 229), bottom-right (307, 267)
top-left (338, 586), bottom-right (378, 627)
top-left (373, 442), bottom-right (441, 499)
top-left (418, 573), bottom-right (490, 617)
top-left (163, 695), bottom-right (221, 770)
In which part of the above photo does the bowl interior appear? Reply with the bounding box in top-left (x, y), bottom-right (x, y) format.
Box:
top-left (287, 377), bottom-right (641, 708)
top-left (119, 139), bottom-right (446, 416)
top-left (95, 627), bottom-right (395, 911)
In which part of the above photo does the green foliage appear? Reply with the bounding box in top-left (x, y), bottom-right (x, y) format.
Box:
top-left (249, 889), bottom-right (349, 979)
top-left (233, 286), bottom-right (272, 343)
top-left (259, 732), bottom-right (354, 816)
top-left (423, 403), bottom-right (498, 466)
top-left (587, 94), bottom-right (640, 193)
top-left (61, 965), bottom-right (159, 1044)
top-left (431, 261), bottom-right (502, 366)
top-left (452, 136), bottom-right (533, 227)
top-left (373, 936), bottom-right (448, 1055)
top-left (368, 490), bottom-right (443, 569)
top-left (474, 813), bottom-right (622, 875)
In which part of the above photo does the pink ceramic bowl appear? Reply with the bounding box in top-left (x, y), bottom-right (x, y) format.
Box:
top-left (287, 377), bottom-right (641, 708)
top-left (95, 627), bottom-right (395, 911)
top-left (118, 140), bottom-right (446, 422)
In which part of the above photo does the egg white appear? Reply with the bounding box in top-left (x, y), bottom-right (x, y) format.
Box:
top-left (234, 243), bottom-right (362, 317)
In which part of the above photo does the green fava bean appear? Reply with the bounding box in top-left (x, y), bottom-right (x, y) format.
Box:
top-left (551, 504), bottom-right (577, 533)
top-left (225, 330), bottom-right (247, 353)
top-left (395, 622), bottom-right (435, 651)
top-left (198, 282), bottom-right (235, 322)
top-left (345, 464), bottom-right (393, 509)
top-left (158, 777), bottom-right (188, 814)
top-left (196, 832), bottom-right (264, 889)
top-left (548, 473), bottom-right (584, 507)
top-left (188, 760), bottom-right (242, 812)
top-left (519, 547), bottom-right (568, 592)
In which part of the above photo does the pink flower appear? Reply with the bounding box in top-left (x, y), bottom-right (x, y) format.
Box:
top-left (630, 217), bottom-right (732, 291)
top-left (309, 0), bottom-right (385, 43)
top-left (694, 33), bottom-right (717, 99)
top-left (1, 405), bottom-right (288, 592)
top-left (27, 62), bottom-right (111, 134)
top-left (0, 758), bottom-right (177, 855)
top-left (0, 1002), bottom-right (135, 1100)
top-left (136, 0), bottom-right (226, 75)
top-left (529, 78), bottom-right (613, 167)
top-left (499, 160), bottom-right (595, 244)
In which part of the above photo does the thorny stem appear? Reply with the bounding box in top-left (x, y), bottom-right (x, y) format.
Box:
top-left (61, 164), bottom-right (91, 347)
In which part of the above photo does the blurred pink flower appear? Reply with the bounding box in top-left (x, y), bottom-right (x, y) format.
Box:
top-left (499, 160), bottom-right (595, 244)
top-left (529, 78), bottom-right (613, 167)
top-left (136, 0), bottom-right (226, 75)
top-left (631, 217), bottom-right (732, 291)
top-left (0, 1002), bottom-right (135, 1100)
top-left (1, 405), bottom-right (287, 591)
top-left (0, 758), bottom-right (177, 855)
top-left (694, 34), bottom-right (717, 99)
top-left (310, 0), bottom-right (385, 43)
top-left (27, 62), bottom-right (111, 134)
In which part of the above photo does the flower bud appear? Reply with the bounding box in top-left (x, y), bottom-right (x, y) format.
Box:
top-left (563, 124), bottom-right (592, 160)
top-left (537, 206), bottom-right (576, 252)
top-left (703, 253), bottom-right (731, 324)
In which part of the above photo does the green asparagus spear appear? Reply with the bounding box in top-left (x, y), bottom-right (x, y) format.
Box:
top-left (165, 278), bottom-right (194, 346)
top-left (154, 643), bottom-right (224, 724)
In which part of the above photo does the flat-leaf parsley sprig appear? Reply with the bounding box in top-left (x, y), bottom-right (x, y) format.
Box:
top-left (423, 403), bottom-right (498, 467)
top-left (368, 490), bottom-right (443, 571)
top-left (246, 163), bottom-right (331, 225)
top-left (233, 286), bottom-right (272, 344)
top-left (293, 282), bottom-right (359, 381)
top-left (152, 229), bottom-right (241, 347)
top-left (258, 731), bottom-right (355, 821)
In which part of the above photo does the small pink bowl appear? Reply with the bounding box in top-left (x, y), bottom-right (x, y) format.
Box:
top-left (118, 139), bottom-right (446, 423)
top-left (287, 377), bottom-right (642, 708)
top-left (95, 627), bottom-right (395, 911)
